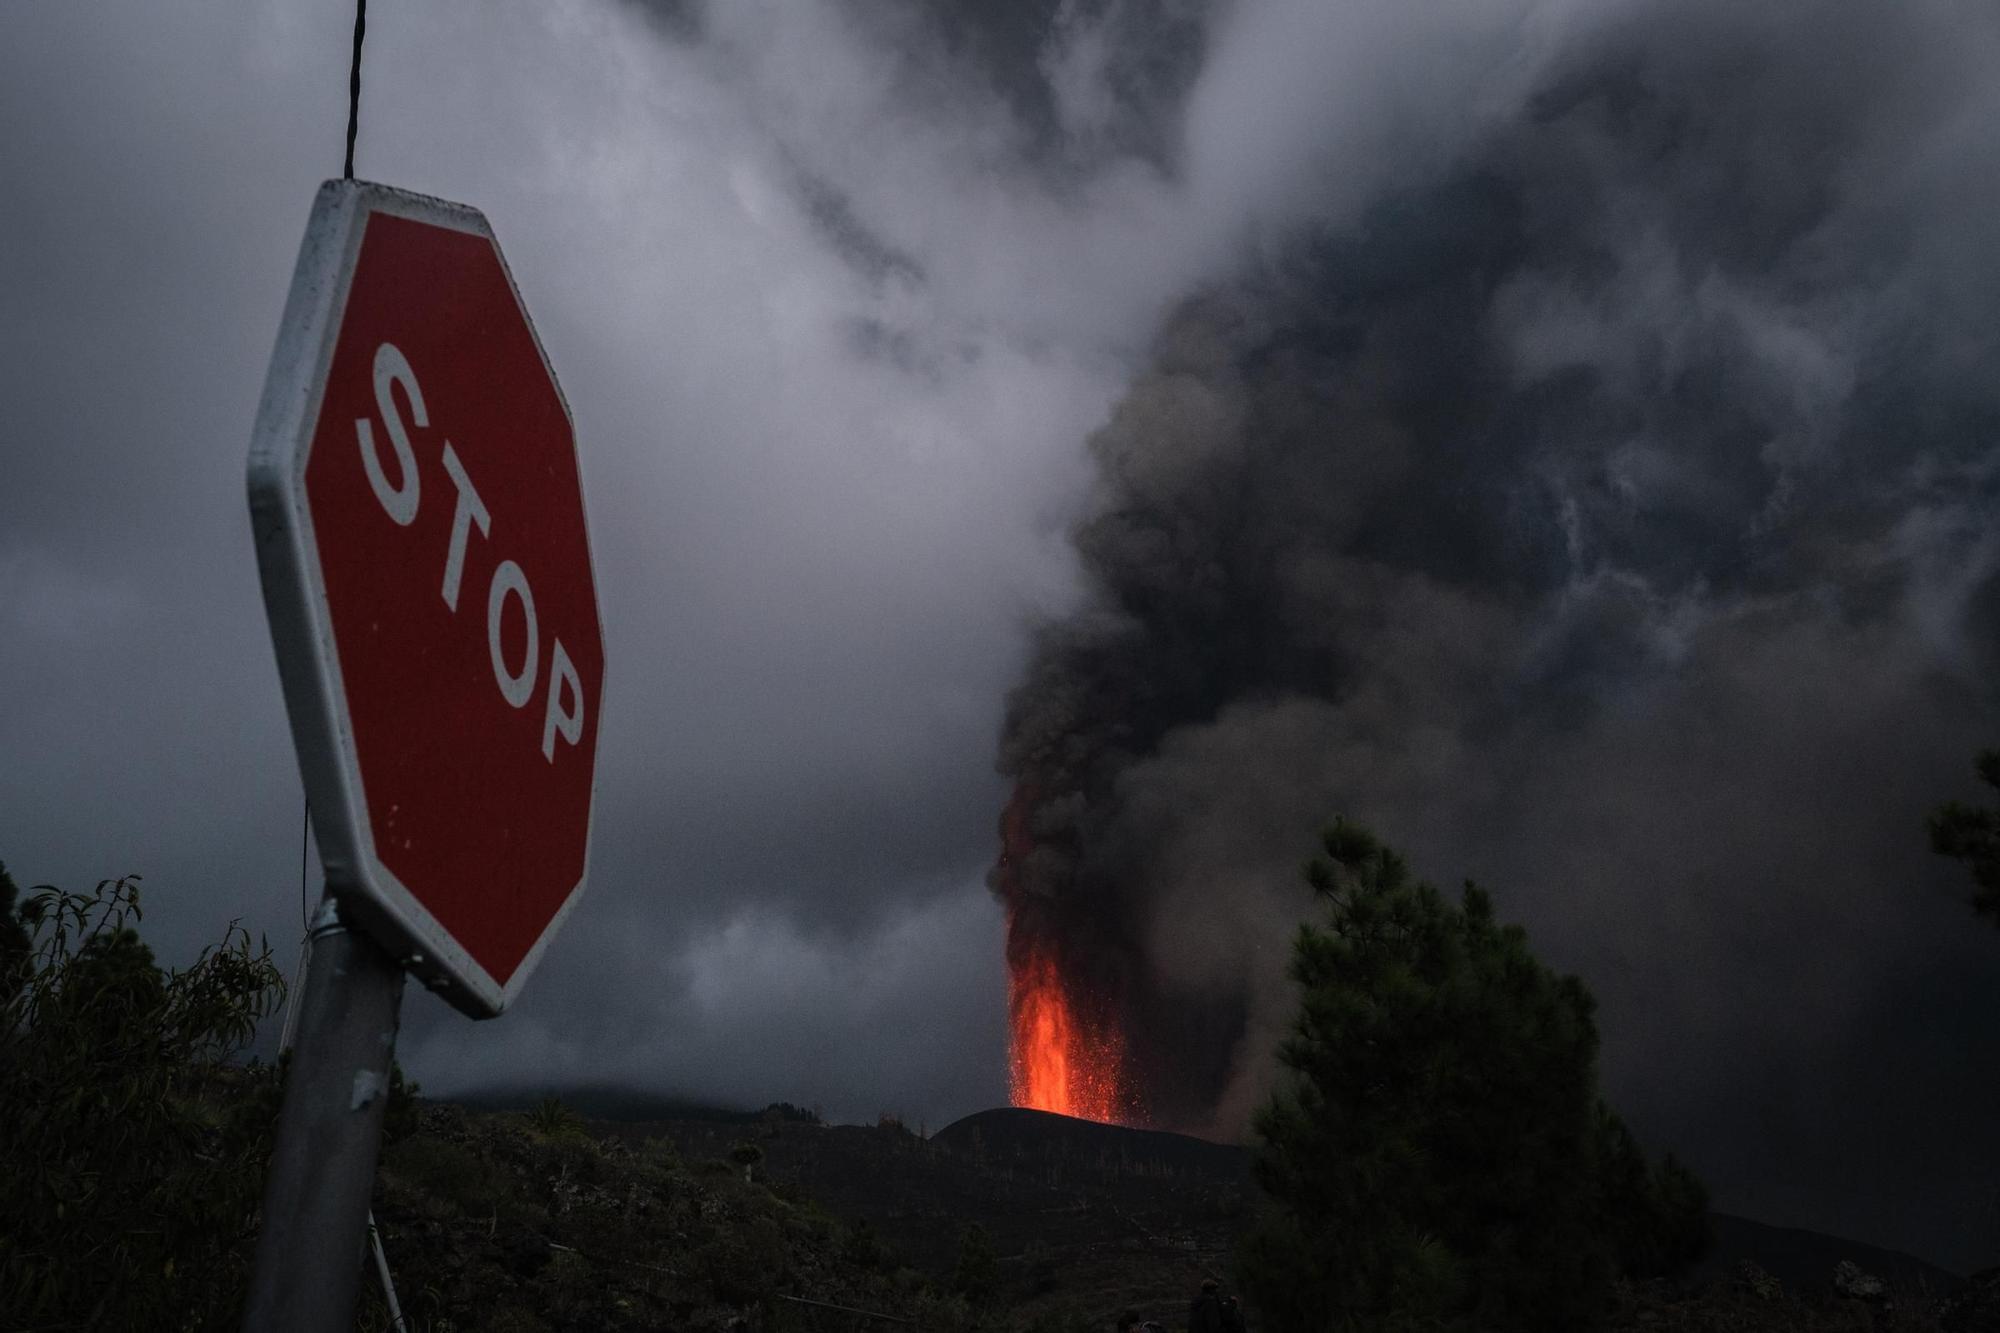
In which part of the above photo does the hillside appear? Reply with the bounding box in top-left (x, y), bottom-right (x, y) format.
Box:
top-left (586, 1104), bottom-right (1247, 1325)
top-left (364, 1099), bottom-right (973, 1332)
top-left (372, 1095), bottom-right (1993, 1331)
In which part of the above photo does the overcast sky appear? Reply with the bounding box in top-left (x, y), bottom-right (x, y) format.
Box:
top-left (6, 0), bottom-right (2000, 1274)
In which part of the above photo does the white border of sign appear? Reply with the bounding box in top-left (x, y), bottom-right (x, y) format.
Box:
top-left (248, 179), bottom-right (602, 1019)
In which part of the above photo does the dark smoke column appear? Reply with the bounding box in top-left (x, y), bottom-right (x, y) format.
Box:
top-left (992, 2), bottom-right (2000, 1143)
top-left (991, 296), bottom-right (1293, 1133)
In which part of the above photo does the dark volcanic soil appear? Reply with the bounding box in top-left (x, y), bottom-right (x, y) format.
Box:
top-left (591, 1105), bottom-right (1245, 1324)
top-left (589, 1101), bottom-right (1973, 1330)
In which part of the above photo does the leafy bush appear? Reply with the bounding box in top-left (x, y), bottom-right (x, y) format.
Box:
top-left (381, 1059), bottom-right (423, 1146)
top-left (0, 870), bottom-right (285, 1329)
top-left (843, 1219), bottom-right (887, 1271)
top-left (639, 1134), bottom-right (682, 1170)
top-left (526, 1094), bottom-right (587, 1140)
top-left (1237, 819), bottom-right (1708, 1333)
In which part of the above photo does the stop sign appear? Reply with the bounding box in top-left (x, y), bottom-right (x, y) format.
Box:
top-left (249, 180), bottom-right (604, 1017)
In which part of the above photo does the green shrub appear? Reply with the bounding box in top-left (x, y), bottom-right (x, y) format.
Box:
top-left (693, 1212), bottom-right (786, 1305)
top-left (842, 1219), bottom-right (886, 1271)
top-left (0, 872), bottom-right (286, 1329)
top-left (385, 1136), bottom-right (501, 1217)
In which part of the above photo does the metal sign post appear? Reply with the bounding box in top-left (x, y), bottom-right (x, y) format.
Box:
top-left (244, 897), bottom-right (404, 1330)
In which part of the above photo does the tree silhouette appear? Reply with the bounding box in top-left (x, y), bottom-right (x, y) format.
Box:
top-left (729, 1138), bottom-right (765, 1184)
top-left (952, 1222), bottom-right (999, 1304)
top-left (1238, 818), bottom-right (1707, 1332)
top-left (1929, 749), bottom-right (2000, 923)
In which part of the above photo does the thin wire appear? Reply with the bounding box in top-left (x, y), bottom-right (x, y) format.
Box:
top-left (343, 0), bottom-right (367, 180)
top-left (279, 799), bottom-right (314, 1056)
top-left (301, 799), bottom-right (312, 931)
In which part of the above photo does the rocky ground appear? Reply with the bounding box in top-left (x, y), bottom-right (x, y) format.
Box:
top-left (360, 1098), bottom-right (1999, 1332)
top-left (1604, 1265), bottom-right (1998, 1332)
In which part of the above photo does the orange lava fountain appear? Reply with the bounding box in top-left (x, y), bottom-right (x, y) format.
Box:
top-left (998, 784), bottom-right (1135, 1124)
top-left (1008, 945), bottom-right (1127, 1122)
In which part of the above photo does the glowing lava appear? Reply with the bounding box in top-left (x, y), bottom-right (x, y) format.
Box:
top-left (1008, 946), bottom-right (1127, 1123)
top-left (997, 784), bottom-right (1135, 1124)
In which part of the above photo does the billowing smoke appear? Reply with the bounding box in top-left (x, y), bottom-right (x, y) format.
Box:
top-left (994, 0), bottom-right (2000, 1187)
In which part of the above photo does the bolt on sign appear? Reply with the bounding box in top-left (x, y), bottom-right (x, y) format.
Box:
top-left (249, 180), bottom-right (605, 1017)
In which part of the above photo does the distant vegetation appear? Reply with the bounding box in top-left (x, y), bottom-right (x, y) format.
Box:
top-left (1238, 819), bottom-right (1710, 1332)
top-left (454, 1084), bottom-right (825, 1127)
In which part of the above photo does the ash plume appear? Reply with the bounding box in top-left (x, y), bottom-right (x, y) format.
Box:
top-left (993, 0), bottom-right (2000, 1243)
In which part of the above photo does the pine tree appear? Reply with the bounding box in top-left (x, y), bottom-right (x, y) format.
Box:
top-left (1237, 818), bottom-right (1707, 1332)
top-left (1930, 749), bottom-right (2000, 922)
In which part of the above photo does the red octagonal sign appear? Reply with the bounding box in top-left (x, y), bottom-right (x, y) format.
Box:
top-left (249, 181), bottom-right (604, 1016)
